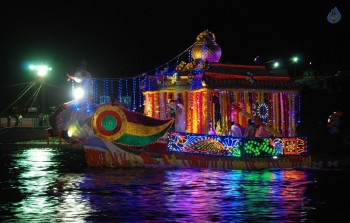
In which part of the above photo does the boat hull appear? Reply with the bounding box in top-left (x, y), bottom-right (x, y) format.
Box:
top-left (83, 135), bottom-right (311, 170)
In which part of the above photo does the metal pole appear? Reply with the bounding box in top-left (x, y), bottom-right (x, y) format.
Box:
top-left (42, 83), bottom-right (44, 114)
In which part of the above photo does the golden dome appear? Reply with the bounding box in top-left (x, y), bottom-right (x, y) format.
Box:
top-left (191, 30), bottom-right (222, 63)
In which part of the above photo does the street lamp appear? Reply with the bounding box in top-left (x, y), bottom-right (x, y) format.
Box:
top-left (272, 61), bottom-right (280, 69)
top-left (292, 56), bottom-right (298, 63)
top-left (29, 65), bottom-right (52, 114)
top-left (290, 56), bottom-right (299, 76)
top-left (29, 65), bottom-right (52, 77)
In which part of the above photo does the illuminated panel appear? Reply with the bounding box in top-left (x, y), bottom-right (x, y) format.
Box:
top-left (168, 132), bottom-right (243, 157)
top-left (167, 133), bottom-right (308, 158)
top-left (283, 138), bottom-right (299, 155)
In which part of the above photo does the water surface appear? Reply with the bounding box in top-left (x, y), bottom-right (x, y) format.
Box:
top-left (1, 146), bottom-right (349, 222)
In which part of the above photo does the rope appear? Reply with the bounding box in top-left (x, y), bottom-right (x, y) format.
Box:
top-left (0, 82), bottom-right (33, 88)
top-left (0, 82), bottom-right (36, 116)
top-left (29, 83), bottom-right (42, 108)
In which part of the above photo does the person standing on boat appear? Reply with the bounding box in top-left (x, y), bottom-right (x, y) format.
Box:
top-left (18, 114), bottom-right (23, 126)
top-left (167, 98), bottom-right (186, 132)
top-left (327, 111), bottom-right (343, 152)
top-left (67, 70), bottom-right (94, 100)
top-left (7, 114), bottom-right (11, 127)
top-left (14, 114), bottom-right (20, 127)
top-left (244, 119), bottom-right (256, 137)
top-left (110, 95), bottom-right (126, 109)
top-left (208, 123), bottom-right (217, 135)
top-left (255, 123), bottom-right (272, 137)
top-left (230, 121), bottom-right (242, 137)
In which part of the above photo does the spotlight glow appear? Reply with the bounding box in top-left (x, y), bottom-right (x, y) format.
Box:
top-left (73, 87), bottom-right (85, 99)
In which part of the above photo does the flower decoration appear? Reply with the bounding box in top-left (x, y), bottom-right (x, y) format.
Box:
top-left (171, 73), bottom-right (178, 84)
top-left (184, 62), bottom-right (194, 70)
top-left (175, 61), bottom-right (195, 72)
top-left (176, 61), bottom-right (187, 71)
top-left (246, 72), bottom-right (255, 84)
top-left (195, 30), bottom-right (216, 43)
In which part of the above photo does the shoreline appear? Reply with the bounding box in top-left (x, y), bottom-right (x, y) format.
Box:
top-left (0, 138), bottom-right (83, 149)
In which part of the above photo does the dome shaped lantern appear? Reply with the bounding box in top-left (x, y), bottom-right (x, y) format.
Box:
top-left (191, 30), bottom-right (222, 63)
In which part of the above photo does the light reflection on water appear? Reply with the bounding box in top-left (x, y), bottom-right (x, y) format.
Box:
top-left (1, 146), bottom-right (349, 222)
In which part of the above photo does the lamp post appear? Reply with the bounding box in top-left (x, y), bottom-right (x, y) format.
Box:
top-left (29, 65), bottom-right (52, 115)
top-left (291, 56), bottom-right (299, 76)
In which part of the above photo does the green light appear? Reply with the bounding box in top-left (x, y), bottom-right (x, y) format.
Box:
top-left (101, 115), bottom-right (117, 131)
top-left (291, 56), bottom-right (299, 63)
top-left (29, 64), bottom-right (52, 77)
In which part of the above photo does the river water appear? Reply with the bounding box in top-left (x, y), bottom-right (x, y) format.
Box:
top-left (0, 146), bottom-right (349, 223)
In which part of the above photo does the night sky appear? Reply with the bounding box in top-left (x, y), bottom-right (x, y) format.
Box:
top-left (0, 0), bottom-right (348, 113)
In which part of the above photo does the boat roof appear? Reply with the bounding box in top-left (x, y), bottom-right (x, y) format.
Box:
top-left (143, 62), bottom-right (299, 92)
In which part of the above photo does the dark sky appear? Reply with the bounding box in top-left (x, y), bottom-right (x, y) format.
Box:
top-left (0, 0), bottom-right (348, 113)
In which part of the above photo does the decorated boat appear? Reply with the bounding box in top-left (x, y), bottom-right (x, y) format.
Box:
top-left (50, 30), bottom-right (310, 170)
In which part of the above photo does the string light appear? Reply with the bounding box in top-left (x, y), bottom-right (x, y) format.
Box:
top-left (110, 79), bottom-right (114, 96)
top-left (93, 78), bottom-right (98, 104)
top-left (125, 79), bottom-right (129, 109)
top-left (118, 79), bottom-right (122, 103)
top-left (138, 76), bottom-right (143, 108)
top-left (132, 77), bottom-right (136, 112)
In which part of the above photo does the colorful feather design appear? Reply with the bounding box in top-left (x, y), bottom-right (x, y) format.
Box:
top-left (92, 105), bottom-right (173, 146)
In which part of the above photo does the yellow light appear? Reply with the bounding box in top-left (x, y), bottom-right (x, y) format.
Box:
top-left (67, 129), bottom-right (73, 137)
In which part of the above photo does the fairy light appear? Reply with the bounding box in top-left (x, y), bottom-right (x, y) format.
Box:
top-left (132, 77), bottom-right (136, 112)
top-left (208, 91), bottom-right (212, 127)
top-left (145, 75), bottom-right (151, 115)
top-left (230, 91), bottom-right (234, 122)
top-left (106, 80), bottom-right (109, 97)
top-left (196, 92), bottom-right (200, 133)
top-left (101, 80), bottom-right (107, 104)
top-left (198, 91), bottom-right (202, 133)
top-left (93, 78), bottom-right (98, 104)
top-left (104, 80), bottom-right (109, 103)
top-left (271, 93), bottom-right (276, 129)
top-left (147, 91), bottom-right (151, 116)
top-left (291, 93), bottom-right (296, 136)
top-left (123, 79), bottom-right (127, 109)
top-left (86, 99), bottom-right (90, 113)
top-left (118, 79), bottom-right (122, 103)
top-left (110, 80), bottom-right (114, 96)
top-left (175, 72), bottom-right (180, 100)
top-left (188, 47), bottom-right (195, 134)
top-left (280, 92), bottom-right (285, 136)
top-left (257, 103), bottom-right (269, 119)
top-left (241, 92), bottom-right (245, 113)
top-left (160, 91), bottom-right (165, 119)
top-left (289, 93), bottom-right (293, 137)
top-left (138, 76), bottom-right (143, 108)
top-left (102, 80), bottom-right (106, 98)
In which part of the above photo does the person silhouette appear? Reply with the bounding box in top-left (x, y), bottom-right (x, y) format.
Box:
top-left (167, 98), bottom-right (186, 132)
top-left (244, 119), bottom-right (256, 137)
top-left (230, 121), bottom-right (242, 137)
